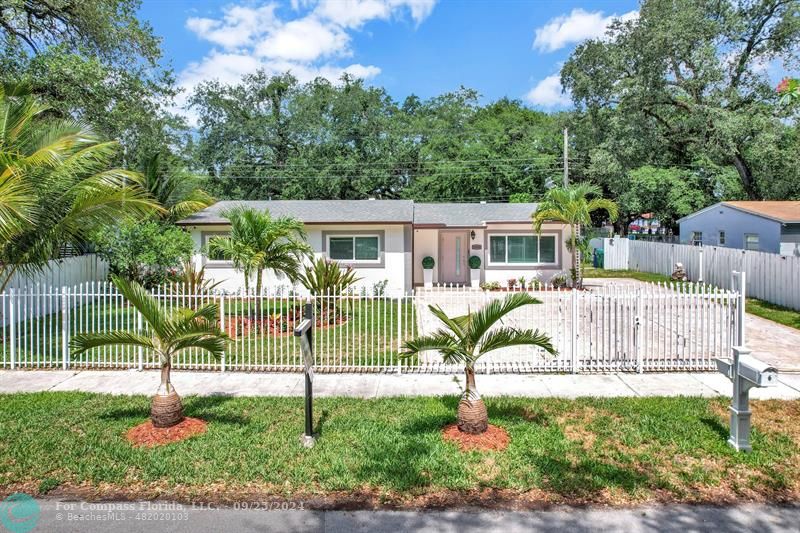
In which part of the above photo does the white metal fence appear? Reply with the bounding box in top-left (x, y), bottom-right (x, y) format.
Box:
top-left (603, 237), bottom-right (800, 310)
top-left (0, 281), bottom-right (739, 373)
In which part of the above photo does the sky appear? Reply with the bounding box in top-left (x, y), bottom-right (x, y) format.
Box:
top-left (138, 0), bottom-right (640, 120)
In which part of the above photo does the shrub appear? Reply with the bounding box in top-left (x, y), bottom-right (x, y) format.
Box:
top-left (550, 272), bottom-right (569, 289)
top-left (299, 257), bottom-right (361, 295)
top-left (468, 255), bottom-right (481, 269)
top-left (480, 281), bottom-right (501, 291)
top-left (91, 219), bottom-right (194, 288)
top-left (507, 278), bottom-right (518, 288)
top-left (422, 256), bottom-right (435, 269)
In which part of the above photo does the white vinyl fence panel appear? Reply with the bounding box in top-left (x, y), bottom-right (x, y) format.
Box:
top-left (0, 281), bottom-right (738, 373)
top-left (604, 238), bottom-right (800, 310)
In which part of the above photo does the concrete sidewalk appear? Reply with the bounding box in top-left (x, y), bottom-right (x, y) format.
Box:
top-left (1, 369), bottom-right (799, 399)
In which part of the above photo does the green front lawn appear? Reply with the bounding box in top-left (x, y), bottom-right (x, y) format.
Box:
top-left (583, 267), bottom-right (675, 284)
top-left (746, 298), bottom-right (800, 331)
top-left (1, 392), bottom-right (798, 506)
top-left (3, 298), bottom-right (415, 369)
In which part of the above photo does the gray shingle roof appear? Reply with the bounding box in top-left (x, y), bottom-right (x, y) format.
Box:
top-left (177, 200), bottom-right (415, 225)
top-left (177, 200), bottom-right (538, 226)
top-left (412, 202), bottom-right (538, 226)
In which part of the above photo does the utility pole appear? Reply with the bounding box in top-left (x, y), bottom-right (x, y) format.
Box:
top-left (563, 127), bottom-right (569, 187)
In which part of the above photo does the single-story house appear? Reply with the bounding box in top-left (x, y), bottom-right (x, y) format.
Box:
top-left (177, 200), bottom-right (571, 294)
top-left (677, 201), bottom-right (800, 256)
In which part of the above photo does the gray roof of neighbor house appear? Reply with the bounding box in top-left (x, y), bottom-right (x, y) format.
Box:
top-left (176, 200), bottom-right (538, 226)
top-left (412, 202), bottom-right (538, 226)
top-left (176, 200), bottom-right (415, 225)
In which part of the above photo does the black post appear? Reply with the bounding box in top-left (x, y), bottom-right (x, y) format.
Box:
top-left (294, 300), bottom-right (315, 447)
top-left (303, 301), bottom-right (313, 439)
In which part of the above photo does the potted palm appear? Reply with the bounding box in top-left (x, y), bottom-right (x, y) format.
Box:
top-left (71, 276), bottom-right (228, 428)
top-left (422, 256), bottom-right (435, 288)
top-left (468, 255), bottom-right (481, 288)
top-left (402, 293), bottom-right (555, 434)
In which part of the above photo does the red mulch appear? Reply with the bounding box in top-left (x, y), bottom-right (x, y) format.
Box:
top-left (125, 417), bottom-right (208, 448)
top-left (441, 423), bottom-right (510, 452)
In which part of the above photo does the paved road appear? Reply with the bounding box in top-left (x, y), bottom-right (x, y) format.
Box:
top-left (25, 500), bottom-right (800, 532)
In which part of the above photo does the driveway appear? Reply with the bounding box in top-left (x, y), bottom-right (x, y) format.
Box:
top-left (585, 278), bottom-right (800, 372)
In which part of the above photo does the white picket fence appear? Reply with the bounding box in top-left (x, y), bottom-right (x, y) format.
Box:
top-left (603, 237), bottom-right (800, 310)
top-left (0, 281), bottom-right (739, 373)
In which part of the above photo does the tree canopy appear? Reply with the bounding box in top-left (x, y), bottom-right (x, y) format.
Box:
top-left (561, 0), bottom-right (800, 202)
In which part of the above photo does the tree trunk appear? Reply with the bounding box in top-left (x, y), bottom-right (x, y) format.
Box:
top-left (151, 360), bottom-right (184, 428)
top-left (732, 153), bottom-right (758, 200)
top-left (256, 269), bottom-right (263, 296)
top-left (457, 366), bottom-right (488, 434)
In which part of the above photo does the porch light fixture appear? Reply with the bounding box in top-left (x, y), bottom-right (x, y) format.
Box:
top-left (470, 230), bottom-right (476, 240)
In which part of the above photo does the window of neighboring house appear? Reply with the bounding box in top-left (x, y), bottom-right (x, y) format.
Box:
top-left (488, 234), bottom-right (557, 265)
top-left (691, 231), bottom-right (703, 246)
top-left (745, 233), bottom-right (760, 251)
top-left (718, 231), bottom-right (726, 245)
top-left (328, 236), bottom-right (380, 262)
top-left (202, 232), bottom-right (232, 265)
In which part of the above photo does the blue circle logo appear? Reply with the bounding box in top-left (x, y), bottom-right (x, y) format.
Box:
top-left (0, 493), bottom-right (40, 533)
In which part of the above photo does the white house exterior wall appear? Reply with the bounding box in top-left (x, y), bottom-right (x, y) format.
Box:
top-left (186, 223), bottom-right (410, 294)
top-left (412, 223), bottom-right (570, 287)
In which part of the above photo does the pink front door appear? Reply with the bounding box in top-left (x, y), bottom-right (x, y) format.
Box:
top-left (439, 231), bottom-right (469, 284)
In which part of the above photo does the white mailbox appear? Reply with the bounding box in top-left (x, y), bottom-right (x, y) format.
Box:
top-left (714, 346), bottom-right (780, 452)
top-left (737, 355), bottom-right (778, 387)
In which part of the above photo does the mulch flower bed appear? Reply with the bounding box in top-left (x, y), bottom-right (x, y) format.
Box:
top-left (125, 417), bottom-right (208, 448)
top-left (441, 423), bottom-right (510, 452)
top-left (226, 313), bottom-right (347, 339)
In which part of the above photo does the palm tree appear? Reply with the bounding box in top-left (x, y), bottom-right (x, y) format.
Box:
top-left (0, 84), bottom-right (157, 290)
top-left (71, 276), bottom-right (228, 428)
top-left (402, 293), bottom-right (555, 434)
top-left (140, 153), bottom-right (214, 222)
top-left (207, 207), bottom-right (312, 294)
top-left (532, 183), bottom-right (618, 288)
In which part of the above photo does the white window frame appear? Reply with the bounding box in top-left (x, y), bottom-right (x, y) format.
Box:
top-left (487, 233), bottom-right (558, 266)
top-left (691, 231), bottom-right (703, 246)
top-left (744, 233), bottom-right (760, 251)
top-left (326, 234), bottom-right (381, 263)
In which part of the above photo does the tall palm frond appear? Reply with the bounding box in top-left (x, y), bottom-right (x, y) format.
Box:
top-left (0, 90), bottom-right (160, 290)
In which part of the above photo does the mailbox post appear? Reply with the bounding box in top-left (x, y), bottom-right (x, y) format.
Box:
top-left (715, 346), bottom-right (778, 452)
top-left (293, 300), bottom-right (315, 448)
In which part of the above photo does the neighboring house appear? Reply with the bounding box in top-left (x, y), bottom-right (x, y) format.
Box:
top-left (177, 200), bottom-right (570, 293)
top-left (678, 201), bottom-right (800, 256)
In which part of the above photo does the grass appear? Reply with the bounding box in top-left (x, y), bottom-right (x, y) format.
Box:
top-left (0, 392), bottom-right (798, 507)
top-left (3, 298), bottom-right (415, 369)
top-left (582, 267), bottom-right (675, 284)
top-left (745, 298), bottom-right (800, 331)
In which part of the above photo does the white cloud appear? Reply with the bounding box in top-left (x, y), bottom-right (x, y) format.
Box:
top-left (186, 5), bottom-right (279, 49)
top-left (533, 8), bottom-right (637, 53)
top-left (177, 1), bottom-right (437, 124)
top-left (525, 75), bottom-right (571, 107)
top-left (256, 17), bottom-right (351, 61)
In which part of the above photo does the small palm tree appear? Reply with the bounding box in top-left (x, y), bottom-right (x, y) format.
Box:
top-left (532, 183), bottom-right (618, 288)
top-left (402, 293), bottom-right (555, 434)
top-left (207, 207), bottom-right (312, 294)
top-left (71, 276), bottom-right (228, 428)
